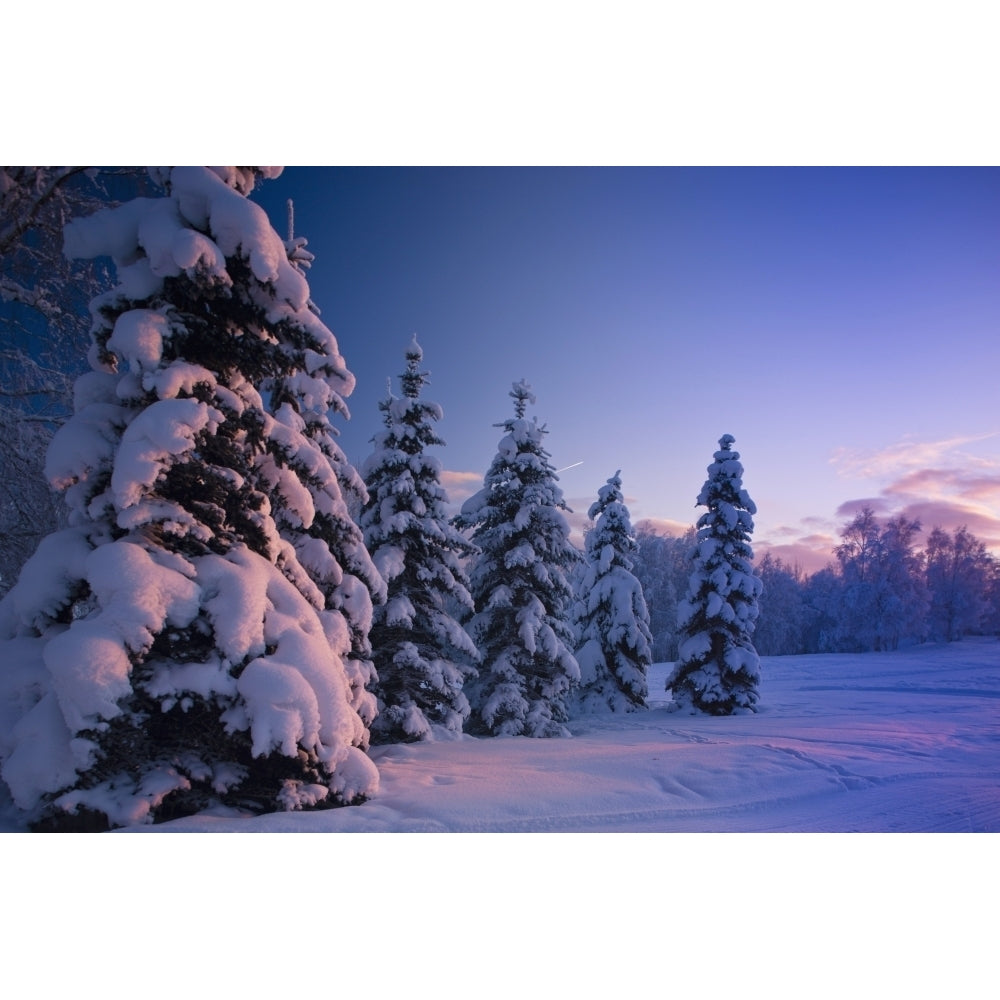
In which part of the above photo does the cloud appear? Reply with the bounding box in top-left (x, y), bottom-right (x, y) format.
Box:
top-left (439, 469), bottom-right (483, 508)
top-left (563, 507), bottom-right (592, 547)
top-left (754, 537), bottom-right (837, 576)
top-left (633, 517), bottom-right (695, 538)
top-left (830, 432), bottom-right (1000, 481)
top-left (835, 496), bottom-right (893, 519)
top-left (890, 499), bottom-right (1000, 549)
top-left (824, 433), bottom-right (1000, 558)
top-left (882, 466), bottom-right (1000, 505)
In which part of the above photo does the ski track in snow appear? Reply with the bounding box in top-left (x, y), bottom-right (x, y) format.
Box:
top-left (2, 639), bottom-right (998, 833)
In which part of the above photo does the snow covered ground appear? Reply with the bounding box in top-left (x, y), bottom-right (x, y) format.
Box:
top-left (4, 640), bottom-right (996, 998)
top-left (10, 635), bottom-right (981, 834)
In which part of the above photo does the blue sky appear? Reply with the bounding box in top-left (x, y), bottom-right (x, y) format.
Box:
top-left (254, 167), bottom-right (1000, 572)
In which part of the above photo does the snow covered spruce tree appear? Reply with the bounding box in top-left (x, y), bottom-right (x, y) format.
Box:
top-left (265, 202), bottom-right (385, 730)
top-left (573, 471), bottom-right (652, 713)
top-left (359, 336), bottom-right (479, 742)
top-left (0, 167), bottom-right (383, 830)
top-left (454, 380), bottom-right (580, 737)
top-left (668, 434), bottom-right (763, 715)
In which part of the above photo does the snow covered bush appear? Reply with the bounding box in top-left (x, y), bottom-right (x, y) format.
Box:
top-left (360, 335), bottom-right (479, 742)
top-left (573, 471), bottom-right (652, 713)
top-left (454, 380), bottom-right (580, 737)
top-left (668, 434), bottom-right (763, 715)
top-left (0, 167), bottom-right (382, 830)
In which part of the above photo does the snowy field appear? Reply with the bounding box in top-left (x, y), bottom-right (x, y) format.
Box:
top-left (7, 636), bottom-right (982, 834)
top-left (4, 640), bottom-right (997, 999)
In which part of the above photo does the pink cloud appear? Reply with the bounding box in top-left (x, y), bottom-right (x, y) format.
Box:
top-left (827, 434), bottom-right (1000, 557)
top-left (633, 517), bottom-right (695, 538)
top-left (892, 500), bottom-right (1000, 548)
top-left (754, 539), bottom-right (835, 576)
top-left (830, 472), bottom-right (1000, 558)
top-left (962, 477), bottom-right (1000, 502)
top-left (830, 433), bottom-right (1000, 480)
top-left (835, 497), bottom-right (893, 518)
top-left (883, 467), bottom-right (1000, 505)
top-left (439, 469), bottom-right (483, 507)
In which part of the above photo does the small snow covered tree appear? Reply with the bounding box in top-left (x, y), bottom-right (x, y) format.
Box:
top-left (668, 434), bottom-right (763, 715)
top-left (573, 471), bottom-right (651, 712)
top-left (454, 380), bottom-right (581, 737)
top-left (0, 167), bottom-right (382, 830)
top-left (359, 335), bottom-right (479, 742)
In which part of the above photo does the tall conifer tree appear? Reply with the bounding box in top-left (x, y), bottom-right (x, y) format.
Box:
top-left (455, 381), bottom-right (580, 737)
top-left (0, 167), bottom-right (381, 829)
top-left (360, 336), bottom-right (479, 742)
top-left (668, 434), bottom-right (763, 714)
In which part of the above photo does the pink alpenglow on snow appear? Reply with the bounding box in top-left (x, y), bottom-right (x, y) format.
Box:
top-left (4, 639), bottom-right (985, 834)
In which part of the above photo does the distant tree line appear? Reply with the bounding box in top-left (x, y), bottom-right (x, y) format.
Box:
top-left (632, 510), bottom-right (1000, 657)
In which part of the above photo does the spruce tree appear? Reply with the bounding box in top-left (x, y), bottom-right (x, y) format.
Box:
top-left (574, 471), bottom-right (652, 713)
top-left (0, 167), bottom-right (381, 829)
top-left (360, 335), bottom-right (479, 742)
top-left (265, 202), bottom-right (385, 730)
top-left (454, 380), bottom-right (580, 737)
top-left (668, 434), bottom-right (763, 715)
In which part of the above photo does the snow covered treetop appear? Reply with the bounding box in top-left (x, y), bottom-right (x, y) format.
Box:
top-left (64, 166), bottom-right (316, 330)
top-left (509, 379), bottom-right (536, 418)
top-left (712, 434), bottom-right (742, 465)
top-left (147, 166), bottom-right (283, 196)
top-left (400, 335), bottom-right (428, 399)
top-left (588, 470), bottom-right (623, 520)
top-left (407, 332), bottom-right (423, 363)
top-left (697, 433), bottom-right (757, 519)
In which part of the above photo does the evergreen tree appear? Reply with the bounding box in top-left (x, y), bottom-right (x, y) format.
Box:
top-left (454, 380), bottom-right (580, 737)
top-left (0, 167), bottom-right (380, 830)
top-left (573, 471), bottom-right (651, 712)
top-left (360, 335), bottom-right (479, 742)
top-left (265, 202), bottom-right (386, 730)
top-left (668, 434), bottom-right (763, 715)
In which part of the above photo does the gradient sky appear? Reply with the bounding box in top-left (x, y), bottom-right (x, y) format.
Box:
top-left (253, 167), bottom-right (1000, 573)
